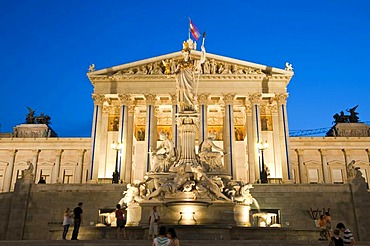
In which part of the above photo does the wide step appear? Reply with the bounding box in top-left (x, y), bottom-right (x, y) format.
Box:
top-left (1, 240), bottom-right (370, 246)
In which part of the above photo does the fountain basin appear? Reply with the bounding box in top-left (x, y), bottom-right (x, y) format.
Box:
top-left (165, 200), bottom-right (211, 225)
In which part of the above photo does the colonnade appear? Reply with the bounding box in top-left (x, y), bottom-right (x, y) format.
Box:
top-left (90, 92), bottom-right (291, 184)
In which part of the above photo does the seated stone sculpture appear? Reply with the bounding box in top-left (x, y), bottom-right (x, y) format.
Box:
top-left (21, 161), bottom-right (34, 180)
top-left (347, 160), bottom-right (356, 179)
top-left (151, 131), bottom-right (177, 172)
top-left (198, 133), bottom-right (226, 172)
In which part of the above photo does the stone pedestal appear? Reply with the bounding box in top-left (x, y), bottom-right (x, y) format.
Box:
top-left (13, 124), bottom-right (57, 138)
top-left (327, 123), bottom-right (370, 137)
top-left (126, 203), bottom-right (142, 226)
top-left (6, 178), bottom-right (33, 240)
top-left (234, 204), bottom-right (251, 226)
top-left (348, 174), bottom-right (370, 241)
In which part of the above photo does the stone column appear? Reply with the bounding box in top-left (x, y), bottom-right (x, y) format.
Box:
top-left (245, 105), bottom-right (255, 183)
top-left (170, 94), bottom-right (179, 148)
top-left (3, 149), bottom-right (17, 192)
top-left (276, 93), bottom-right (291, 181)
top-left (198, 93), bottom-right (209, 143)
top-left (90, 94), bottom-right (105, 180)
top-left (51, 149), bottom-right (63, 183)
top-left (124, 105), bottom-right (135, 183)
top-left (75, 149), bottom-right (85, 183)
top-left (118, 94), bottom-right (135, 182)
top-left (342, 149), bottom-right (351, 182)
top-left (367, 149), bottom-right (370, 164)
top-left (31, 149), bottom-right (40, 181)
top-left (319, 149), bottom-right (329, 183)
top-left (249, 93), bottom-right (262, 182)
top-left (223, 93), bottom-right (236, 178)
top-left (296, 149), bottom-right (306, 183)
top-left (144, 94), bottom-right (157, 173)
top-left (271, 105), bottom-right (283, 178)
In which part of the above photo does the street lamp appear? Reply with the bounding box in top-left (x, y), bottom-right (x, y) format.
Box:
top-left (257, 141), bottom-right (269, 184)
top-left (111, 141), bottom-right (123, 184)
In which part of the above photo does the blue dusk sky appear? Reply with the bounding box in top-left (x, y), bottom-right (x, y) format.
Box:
top-left (0, 0), bottom-right (369, 137)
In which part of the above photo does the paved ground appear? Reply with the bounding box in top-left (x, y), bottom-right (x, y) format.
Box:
top-left (1, 240), bottom-right (370, 246)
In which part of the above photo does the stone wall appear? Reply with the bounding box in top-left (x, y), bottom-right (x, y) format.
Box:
top-left (0, 192), bottom-right (12, 240)
top-left (1, 177), bottom-right (369, 241)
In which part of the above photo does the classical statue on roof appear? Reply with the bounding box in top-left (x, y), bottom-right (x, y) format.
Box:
top-left (26, 107), bottom-right (51, 125)
top-left (332, 105), bottom-right (360, 124)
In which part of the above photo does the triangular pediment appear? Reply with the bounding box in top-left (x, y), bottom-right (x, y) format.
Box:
top-left (87, 50), bottom-right (293, 79)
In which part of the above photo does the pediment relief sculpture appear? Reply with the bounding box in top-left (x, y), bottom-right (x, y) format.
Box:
top-left (107, 58), bottom-right (264, 78)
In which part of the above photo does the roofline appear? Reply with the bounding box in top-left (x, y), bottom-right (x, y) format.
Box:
top-left (87, 50), bottom-right (293, 76)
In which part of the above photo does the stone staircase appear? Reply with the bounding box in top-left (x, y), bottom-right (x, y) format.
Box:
top-left (1, 240), bottom-right (370, 246)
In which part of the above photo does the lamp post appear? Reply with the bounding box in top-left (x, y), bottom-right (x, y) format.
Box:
top-left (257, 141), bottom-right (269, 183)
top-left (111, 141), bottom-right (123, 184)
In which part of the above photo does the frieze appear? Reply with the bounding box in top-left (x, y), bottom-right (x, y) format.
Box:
top-left (93, 57), bottom-right (267, 79)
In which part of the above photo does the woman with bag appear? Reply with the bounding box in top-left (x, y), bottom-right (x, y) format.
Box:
top-left (62, 208), bottom-right (72, 240)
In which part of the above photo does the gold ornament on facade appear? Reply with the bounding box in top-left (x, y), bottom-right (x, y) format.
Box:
top-left (248, 93), bottom-right (262, 104)
top-left (144, 94), bottom-right (157, 105)
top-left (118, 94), bottom-right (132, 106)
top-left (275, 93), bottom-right (288, 104)
top-left (91, 94), bottom-right (105, 105)
top-left (222, 93), bottom-right (236, 105)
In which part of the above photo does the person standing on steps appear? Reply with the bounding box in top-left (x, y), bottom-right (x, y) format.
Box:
top-left (71, 202), bottom-right (83, 240)
top-left (62, 207), bottom-right (72, 240)
top-left (148, 206), bottom-right (160, 240)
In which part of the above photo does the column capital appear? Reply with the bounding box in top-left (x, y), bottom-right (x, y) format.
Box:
top-left (55, 149), bottom-right (63, 156)
top-left (295, 149), bottom-right (304, 156)
top-left (275, 93), bottom-right (289, 105)
top-left (197, 93), bottom-right (210, 104)
top-left (9, 149), bottom-right (17, 156)
top-left (248, 93), bottom-right (262, 105)
top-left (223, 93), bottom-right (236, 105)
top-left (169, 93), bottom-right (177, 105)
top-left (144, 94), bottom-right (157, 105)
top-left (91, 94), bottom-right (105, 105)
top-left (342, 149), bottom-right (351, 156)
top-left (78, 149), bottom-right (86, 156)
top-left (318, 149), bottom-right (327, 156)
top-left (118, 93), bottom-right (133, 106)
top-left (128, 104), bottom-right (136, 114)
top-left (32, 149), bottom-right (40, 155)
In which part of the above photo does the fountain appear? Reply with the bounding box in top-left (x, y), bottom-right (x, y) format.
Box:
top-left (118, 38), bottom-right (261, 228)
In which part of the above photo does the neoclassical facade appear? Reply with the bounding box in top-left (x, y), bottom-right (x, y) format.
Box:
top-left (0, 48), bottom-right (369, 192)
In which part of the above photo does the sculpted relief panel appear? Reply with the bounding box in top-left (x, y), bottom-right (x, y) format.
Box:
top-left (112, 58), bottom-right (263, 77)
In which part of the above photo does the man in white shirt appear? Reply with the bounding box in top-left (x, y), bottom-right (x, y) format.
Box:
top-left (148, 206), bottom-right (160, 240)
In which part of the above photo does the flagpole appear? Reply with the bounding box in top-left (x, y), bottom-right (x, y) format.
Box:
top-left (195, 32), bottom-right (206, 101)
top-left (188, 17), bottom-right (191, 40)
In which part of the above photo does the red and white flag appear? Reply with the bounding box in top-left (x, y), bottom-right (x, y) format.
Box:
top-left (189, 20), bottom-right (201, 41)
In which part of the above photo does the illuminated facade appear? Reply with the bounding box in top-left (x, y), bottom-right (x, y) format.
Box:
top-left (0, 48), bottom-right (369, 192)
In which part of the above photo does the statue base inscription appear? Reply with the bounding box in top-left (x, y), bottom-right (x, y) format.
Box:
top-left (326, 123), bottom-right (370, 137)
